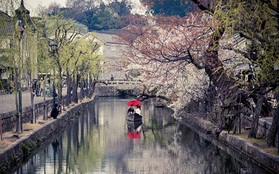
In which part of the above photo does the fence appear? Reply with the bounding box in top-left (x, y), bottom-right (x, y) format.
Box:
top-left (0, 94), bottom-right (69, 133)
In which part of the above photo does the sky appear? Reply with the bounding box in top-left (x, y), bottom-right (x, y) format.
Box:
top-left (21, 0), bottom-right (146, 16)
top-left (24, 0), bottom-right (67, 16)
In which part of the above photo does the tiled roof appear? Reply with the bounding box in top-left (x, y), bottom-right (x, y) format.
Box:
top-left (94, 32), bottom-right (128, 45)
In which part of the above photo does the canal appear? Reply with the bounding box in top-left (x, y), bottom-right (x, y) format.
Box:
top-left (12, 97), bottom-right (272, 174)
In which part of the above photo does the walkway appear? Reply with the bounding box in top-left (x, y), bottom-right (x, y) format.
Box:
top-left (0, 88), bottom-right (67, 114)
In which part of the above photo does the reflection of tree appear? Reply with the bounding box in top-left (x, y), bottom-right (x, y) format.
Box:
top-left (163, 125), bottom-right (243, 174)
top-left (65, 107), bottom-right (105, 173)
top-left (142, 106), bottom-right (175, 145)
top-left (65, 126), bottom-right (72, 173)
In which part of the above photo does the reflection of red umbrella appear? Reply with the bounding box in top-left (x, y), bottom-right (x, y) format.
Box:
top-left (127, 100), bottom-right (141, 106)
top-left (127, 132), bottom-right (141, 139)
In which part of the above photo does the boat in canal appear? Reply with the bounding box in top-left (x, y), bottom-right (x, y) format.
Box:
top-left (127, 112), bottom-right (142, 122)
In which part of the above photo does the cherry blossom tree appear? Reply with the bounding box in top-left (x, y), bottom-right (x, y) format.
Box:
top-left (120, 0), bottom-right (279, 144)
top-left (119, 13), bottom-right (212, 111)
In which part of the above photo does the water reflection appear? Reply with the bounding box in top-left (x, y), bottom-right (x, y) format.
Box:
top-left (127, 121), bottom-right (142, 140)
top-left (12, 97), bottom-right (273, 174)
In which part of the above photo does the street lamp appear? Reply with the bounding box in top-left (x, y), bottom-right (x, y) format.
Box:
top-left (49, 41), bottom-right (57, 109)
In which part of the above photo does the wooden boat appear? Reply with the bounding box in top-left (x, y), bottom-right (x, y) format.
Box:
top-left (127, 112), bottom-right (142, 122)
top-left (127, 119), bottom-right (142, 130)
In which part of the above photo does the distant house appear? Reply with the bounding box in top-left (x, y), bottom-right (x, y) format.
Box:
top-left (91, 31), bottom-right (130, 81)
top-left (0, 0), bottom-right (38, 90)
top-left (0, 11), bottom-right (15, 91)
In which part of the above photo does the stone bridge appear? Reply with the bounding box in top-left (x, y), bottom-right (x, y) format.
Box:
top-left (100, 80), bottom-right (142, 90)
top-left (96, 80), bottom-right (142, 96)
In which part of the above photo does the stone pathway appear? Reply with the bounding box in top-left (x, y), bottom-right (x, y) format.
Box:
top-left (0, 112), bottom-right (53, 152)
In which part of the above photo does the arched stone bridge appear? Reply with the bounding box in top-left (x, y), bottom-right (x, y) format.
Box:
top-left (104, 80), bottom-right (142, 90)
top-left (96, 80), bottom-right (142, 97)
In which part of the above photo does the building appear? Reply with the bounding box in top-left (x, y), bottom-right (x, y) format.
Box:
top-left (91, 31), bottom-right (130, 81)
top-left (0, 11), bottom-right (14, 91)
top-left (0, 0), bottom-right (38, 91)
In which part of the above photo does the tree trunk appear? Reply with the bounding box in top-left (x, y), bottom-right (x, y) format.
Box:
top-left (30, 74), bottom-right (35, 123)
top-left (248, 94), bottom-right (264, 138)
top-left (43, 76), bottom-right (47, 120)
top-left (66, 70), bottom-right (72, 106)
top-left (267, 110), bottom-right (277, 147)
top-left (79, 77), bottom-right (85, 99)
top-left (72, 73), bottom-right (79, 103)
top-left (88, 77), bottom-right (96, 98)
top-left (57, 65), bottom-right (63, 106)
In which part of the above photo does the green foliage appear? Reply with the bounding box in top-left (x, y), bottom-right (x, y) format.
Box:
top-left (20, 142), bottom-right (36, 159)
top-left (141, 0), bottom-right (196, 17)
top-left (55, 1), bottom-right (132, 31)
top-left (0, 4), bottom-right (15, 70)
top-left (32, 17), bottom-right (55, 75)
top-left (89, 4), bottom-right (121, 30)
top-left (214, 0), bottom-right (279, 91)
top-left (62, 34), bottom-right (103, 77)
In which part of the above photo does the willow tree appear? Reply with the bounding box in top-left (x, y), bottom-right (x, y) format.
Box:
top-left (209, 0), bottom-right (279, 141)
top-left (74, 36), bottom-right (102, 99)
top-left (32, 15), bottom-right (54, 120)
top-left (1, 0), bottom-right (39, 129)
top-left (186, 0), bottom-right (279, 141)
top-left (60, 33), bottom-right (102, 104)
top-left (0, 0), bottom-right (17, 134)
top-left (45, 14), bottom-right (88, 106)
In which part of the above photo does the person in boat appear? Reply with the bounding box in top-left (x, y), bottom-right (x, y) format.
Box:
top-left (127, 107), bottom-right (134, 114)
top-left (134, 104), bottom-right (141, 116)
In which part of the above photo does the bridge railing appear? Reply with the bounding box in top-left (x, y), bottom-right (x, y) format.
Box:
top-left (98, 80), bottom-right (142, 90)
top-left (106, 80), bottom-right (141, 85)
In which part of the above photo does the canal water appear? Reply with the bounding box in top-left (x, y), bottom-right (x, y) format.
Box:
top-left (12, 97), bottom-right (273, 174)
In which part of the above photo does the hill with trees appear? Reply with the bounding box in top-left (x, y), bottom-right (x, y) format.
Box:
top-left (45, 0), bottom-right (135, 31)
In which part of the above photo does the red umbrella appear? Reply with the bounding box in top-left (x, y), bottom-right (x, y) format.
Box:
top-left (127, 100), bottom-right (141, 106)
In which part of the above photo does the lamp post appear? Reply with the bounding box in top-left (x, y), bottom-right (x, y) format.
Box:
top-left (49, 41), bottom-right (57, 109)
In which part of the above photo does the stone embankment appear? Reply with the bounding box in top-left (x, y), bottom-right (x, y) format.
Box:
top-left (179, 113), bottom-right (279, 174)
top-left (0, 98), bottom-right (95, 174)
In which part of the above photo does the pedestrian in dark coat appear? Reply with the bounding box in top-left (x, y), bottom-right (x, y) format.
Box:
top-left (51, 104), bottom-right (61, 119)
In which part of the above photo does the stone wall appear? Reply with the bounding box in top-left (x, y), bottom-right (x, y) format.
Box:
top-left (95, 85), bottom-right (117, 97)
top-left (0, 98), bottom-right (96, 173)
top-left (243, 116), bottom-right (273, 138)
top-left (179, 114), bottom-right (279, 173)
top-left (0, 96), bottom-right (68, 133)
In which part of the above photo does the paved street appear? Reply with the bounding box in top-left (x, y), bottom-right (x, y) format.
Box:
top-left (0, 88), bottom-right (67, 114)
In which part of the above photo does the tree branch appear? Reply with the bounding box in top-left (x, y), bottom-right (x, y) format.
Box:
top-left (191, 0), bottom-right (214, 14)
